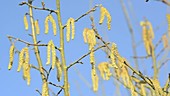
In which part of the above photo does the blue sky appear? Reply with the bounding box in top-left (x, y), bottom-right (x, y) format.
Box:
top-left (0, 0), bottom-right (170, 96)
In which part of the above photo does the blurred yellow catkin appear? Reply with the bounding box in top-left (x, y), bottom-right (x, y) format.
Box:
top-left (162, 35), bottom-right (168, 48)
top-left (140, 21), bottom-right (154, 55)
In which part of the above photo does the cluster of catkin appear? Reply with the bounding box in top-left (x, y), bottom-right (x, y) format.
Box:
top-left (140, 20), bottom-right (154, 56)
top-left (99, 5), bottom-right (112, 30)
top-left (83, 28), bottom-right (97, 91)
top-left (24, 14), bottom-right (40, 35)
top-left (45, 14), bottom-right (57, 36)
top-left (8, 46), bottom-right (31, 85)
top-left (46, 40), bottom-right (62, 82)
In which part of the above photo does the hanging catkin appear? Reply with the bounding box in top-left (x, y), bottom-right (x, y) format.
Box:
top-left (45, 14), bottom-right (57, 36)
top-left (66, 18), bottom-right (75, 42)
top-left (17, 48), bottom-right (25, 72)
top-left (35, 20), bottom-right (40, 35)
top-left (51, 41), bottom-right (56, 69)
top-left (91, 68), bottom-right (99, 92)
top-left (44, 15), bottom-right (49, 34)
top-left (46, 40), bottom-right (56, 70)
top-left (24, 15), bottom-right (29, 30)
top-left (8, 44), bottom-right (15, 70)
top-left (46, 40), bottom-right (52, 65)
top-left (55, 56), bottom-right (62, 82)
top-left (98, 62), bottom-right (112, 80)
top-left (99, 5), bottom-right (112, 30)
top-left (110, 43), bottom-right (118, 68)
top-left (49, 14), bottom-right (57, 36)
top-left (162, 35), bottom-right (168, 48)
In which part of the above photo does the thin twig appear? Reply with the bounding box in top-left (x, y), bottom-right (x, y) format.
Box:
top-left (48, 82), bottom-right (64, 89)
top-left (132, 55), bottom-right (151, 59)
top-left (156, 47), bottom-right (166, 59)
top-left (62, 5), bottom-right (99, 29)
top-left (19, 1), bottom-right (58, 14)
top-left (36, 89), bottom-right (42, 96)
top-left (47, 66), bottom-right (53, 80)
top-left (154, 37), bottom-right (162, 50)
top-left (158, 58), bottom-right (170, 69)
top-left (7, 35), bottom-right (60, 51)
top-left (56, 88), bottom-right (63, 96)
top-left (67, 43), bottom-right (110, 70)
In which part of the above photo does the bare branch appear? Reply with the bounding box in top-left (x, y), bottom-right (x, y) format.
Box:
top-left (67, 43), bottom-right (110, 70)
top-left (19, 1), bottom-right (58, 14)
top-left (62, 5), bottom-right (99, 29)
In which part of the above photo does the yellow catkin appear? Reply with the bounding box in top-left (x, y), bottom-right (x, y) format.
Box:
top-left (110, 43), bottom-right (118, 68)
top-left (46, 40), bottom-right (52, 65)
top-left (83, 28), bottom-right (96, 64)
top-left (152, 78), bottom-right (163, 95)
top-left (42, 82), bottom-right (49, 96)
top-left (46, 40), bottom-right (56, 69)
top-left (24, 15), bottom-right (29, 30)
top-left (17, 47), bottom-right (31, 85)
top-left (17, 48), bottom-right (25, 72)
top-left (99, 5), bottom-right (112, 30)
top-left (146, 21), bottom-right (154, 39)
top-left (98, 62), bottom-right (112, 80)
top-left (71, 18), bottom-right (75, 40)
top-left (162, 35), bottom-right (168, 48)
top-left (141, 21), bottom-right (154, 55)
top-left (23, 62), bottom-right (31, 85)
top-left (44, 15), bottom-right (49, 34)
top-left (8, 44), bottom-right (15, 70)
top-left (86, 29), bottom-right (96, 50)
top-left (91, 68), bottom-right (99, 92)
top-left (166, 14), bottom-right (170, 37)
top-left (49, 14), bottom-right (57, 36)
top-left (90, 48), bottom-right (95, 64)
top-left (66, 18), bottom-right (71, 42)
top-left (35, 20), bottom-right (40, 35)
top-left (51, 41), bottom-right (56, 69)
top-left (99, 5), bottom-right (105, 25)
top-left (55, 56), bottom-right (62, 82)
top-left (66, 18), bottom-right (75, 42)
top-left (83, 28), bottom-right (88, 43)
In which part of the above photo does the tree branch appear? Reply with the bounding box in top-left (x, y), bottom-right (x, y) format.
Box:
top-left (67, 43), bottom-right (110, 70)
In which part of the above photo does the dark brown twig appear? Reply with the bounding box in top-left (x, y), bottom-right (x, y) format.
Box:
top-left (48, 82), bottom-right (63, 89)
top-left (35, 89), bottom-right (42, 96)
